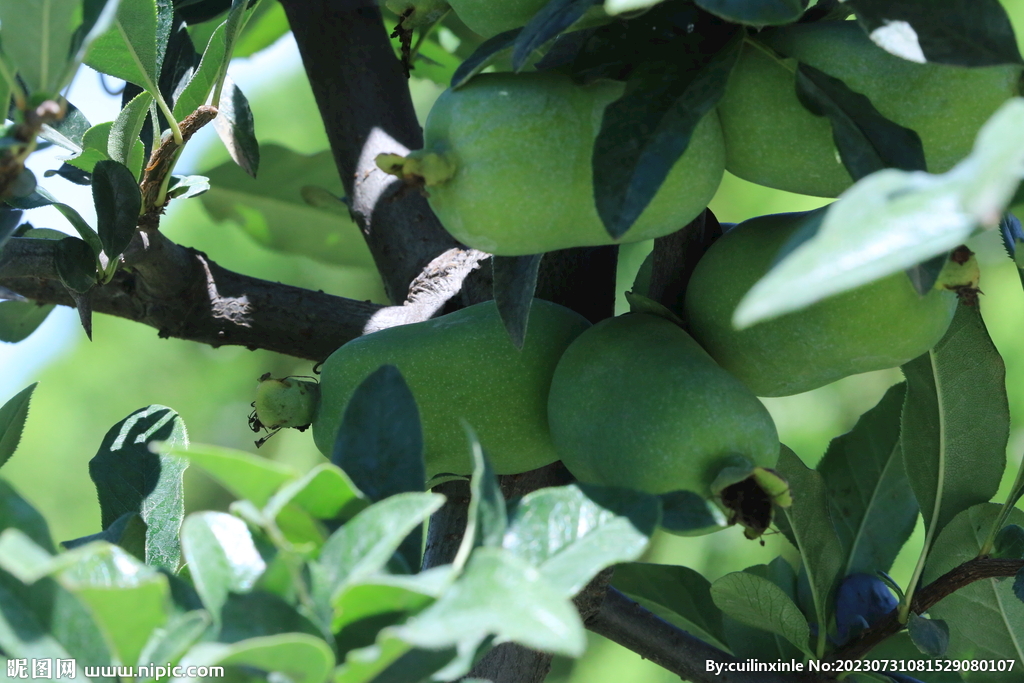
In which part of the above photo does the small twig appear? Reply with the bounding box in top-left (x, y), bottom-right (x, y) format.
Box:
top-left (140, 105), bottom-right (219, 214)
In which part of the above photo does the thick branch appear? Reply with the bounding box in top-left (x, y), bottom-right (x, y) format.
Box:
top-left (589, 588), bottom-right (828, 683)
top-left (279, 0), bottom-right (462, 303)
top-left (647, 208), bottom-right (723, 320)
top-left (833, 557), bottom-right (1024, 661)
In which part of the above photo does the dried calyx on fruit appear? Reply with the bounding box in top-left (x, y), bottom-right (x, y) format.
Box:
top-left (249, 373), bottom-right (320, 446)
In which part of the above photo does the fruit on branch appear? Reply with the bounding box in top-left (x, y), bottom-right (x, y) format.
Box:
top-left (377, 71), bottom-right (725, 255)
top-left (684, 211), bottom-right (958, 397)
top-left (547, 312), bottom-right (785, 538)
top-left (834, 573), bottom-right (899, 643)
top-left (253, 375), bottom-right (319, 430)
top-left (313, 299), bottom-right (591, 478)
top-left (446, 0), bottom-right (608, 38)
top-left (717, 21), bottom-right (1022, 197)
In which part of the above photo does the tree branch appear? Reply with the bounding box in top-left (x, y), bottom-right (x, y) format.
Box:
top-left (589, 588), bottom-right (829, 683)
top-left (832, 557), bottom-right (1024, 662)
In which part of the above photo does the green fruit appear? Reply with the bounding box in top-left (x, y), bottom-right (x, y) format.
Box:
top-left (718, 21), bottom-right (1022, 198)
top-left (447, 0), bottom-right (608, 38)
top-left (547, 313), bottom-right (780, 504)
top-left (684, 212), bottom-right (958, 397)
top-left (384, 72), bottom-right (725, 256)
top-left (254, 376), bottom-right (319, 429)
top-left (313, 299), bottom-right (591, 477)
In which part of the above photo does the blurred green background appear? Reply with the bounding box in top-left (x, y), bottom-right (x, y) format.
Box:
top-left (3, 4), bottom-right (1024, 681)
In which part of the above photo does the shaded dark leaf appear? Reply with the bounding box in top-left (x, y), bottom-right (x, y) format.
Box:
top-left (44, 163), bottom-right (93, 186)
top-left (846, 0), bottom-right (1022, 66)
top-left (0, 302), bottom-right (55, 344)
top-left (213, 78), bottom-right (260, 177)
top-left (795, 63), bottom-right (926, 182)
top-left (908, 614), bottom-right (949, 656)
top-left (0, 383), bottom-right (36, 470)
top-left (53, 237), bottom-right (97, 293)
top-left (451, 29), bottom-right (521, 89)
top-left (695, 0), bottom-right (806, 25)
top-left (906, 253), bottom-right (949, 296)
top-left (492, 254), bottom-right (542, 350)
top-left (331, 365), bottom-right (425, 502)
top-left (0, 207), bottom-right (23, 250)
top-left (61, 511), bottom-right (148, 562)
top-left (93, 160), bottom-right (142, 258)
top-left (512, 0), bottom-right (600, 71)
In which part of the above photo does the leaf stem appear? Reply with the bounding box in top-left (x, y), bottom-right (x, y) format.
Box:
top-left (154, 92), bottom-right (183, 146)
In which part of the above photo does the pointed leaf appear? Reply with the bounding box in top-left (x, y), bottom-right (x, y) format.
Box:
top-left (847, 0), bottom-right (1022, 67)
top-left (0, 0), bottom-right (81, 95)
top-left (314, 493), bottom-right (445, 609)
top-left (85, 0), bottom-right (168, 95)
top-left (180, 511), bottom-right (267, 620)
top-left (62, 511), bottom-right (147, 561)
top-left (166, 175), bottom-right (210, 200)
top-left (172, 22), bottom-right (227, 120)
top-left (89, 405), bottom-right (188, 569)
top-left (331, 364), bottom-right (425, 503)
top-left (734, 100), bottom-right (1024, 328)
top-left (818, 382), bottom-right (918, 575)
top-left (923, 503), bottom-right (1024, 675)
top-left (93, 159), bottom-right (142, 258)
top-left (776, 447), bottom-right (843, 651)
top-left (331, 568), bottom-right (453, 646)
top-left (396, 547), bottom-right (586, 658)
top-left (711, 571), bottom-right (812, 656)
top-left (109, 89), bottom-right (153, 179)
top-left (901, 303), bottom-right (1008, 534)
top-left (164, 443), bottom-right (298, 507)
top-left (512, 0), bottom-right (599, 71)
top-left (593, 28), bottom-right (739, 238)
top-left (492, 254), bottom-right (542, 350)
top-left (503, 483), bottom-right (657, 598)
top-left (213, 77), bottom-right (259, 177)
top-left (0, 383), bottom-right (36, 470)
top-left (795, 62), bottom-right (926, 181)
top-left (454, 425), bottom-right (505, 571)
top-left (263, 463), bottom-right (368, 527)
top-left (612, 563), bottom-right (728, 651)
top-left (451, 29), bottom-right (520, 89)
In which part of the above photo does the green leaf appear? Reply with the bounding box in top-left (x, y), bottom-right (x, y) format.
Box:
top-left (233, 0), bottom-right (288, 57)
top-left (453, 424), bottom-right (505, 569)
top-left (0, 301), bottom-right (54, 344)
top-left (62, 511), bottom-right (147, 561)
top-left (502, 484), bottom-right (657, 598)
top-left (695, 0), bottom-right (805, 25)
top-left (331, 364), bottom-right (425, 504)
top-left (611, 563), bottom-right (728, 651)
top-left (178, 634), bottom-right (334, 683)
top-left (53, 236), bottom-right (97, 293)
top-left (923, 503), bottom-right (1024, 680)
top-left (84, 0), bottom-right (166, 95)
top-left (334, 632), bottom-right (457, 683)
top-left (775, 446), bottom-right (843, 656)
top-left (93, 159), bottom-right (142, 259)
top-left (846, 0), bottom-right (1022, 67)
top-left (794, 62), bottom-right (926, 181)
top-left (40, 102), bottom-right (91, 153)
top-left (396, 547), bottom-right (586, 658)
top-left (710, 571), bottom-right (812, 657)
top-left (88, 405), bottom-right (188, 569)
top-left (818, 382), bottom-right (918, 575)
top-left (594, 27), bottom-right (740, 238)
top-left (66, 120), bottom-right (142, 177)
top-left (180, 511), bottom-right (267, 621)
top-left (734, 100), bottom-right (1024, 328)
top-left (108, 89), bottom-right (152, 178)
top-left (0, 479), bottom-right (53, 551)
top-left (331, 567), bottom-right (453, 649)
top-left (312, 492), bottom-right (445, 619)
top-left (492, 254), bottom-right (542, 350)
top-left (511, 0), bottom-right (599, 71)
top-left (166, 175), bottom-right (210, 200)
top-left (907, 614), bottom-right (949, 656)
top-left (136, 610), bottom-right (212, 675)
top-left (200, 144), bottom-right (374, 268)
top-left (658, 489), bottom-right (728, 535)
top-left (0, 0), bottom-right (81, 95)
top-left (450, 29), bottom-right (519, 90)
top-left (173, 21), bottom-right (226, 120)
top-left (219, 591), bottom-right (323, 644)
top-left (0, 532), bottom-right (171, 667)
top-left (0, 383), bottom-right (36, 469)
top-left (212, 77), bottom-right (259, 177)
top-left (263, 463), bottom-right (368, 527)
top-left (902, 303), bottom-right (1008, 535)
top-left (163, 443), bottom-right (298, 507)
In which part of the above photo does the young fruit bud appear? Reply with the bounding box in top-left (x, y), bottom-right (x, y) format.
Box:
top-left (254, 375), bottom-right (320, 430)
